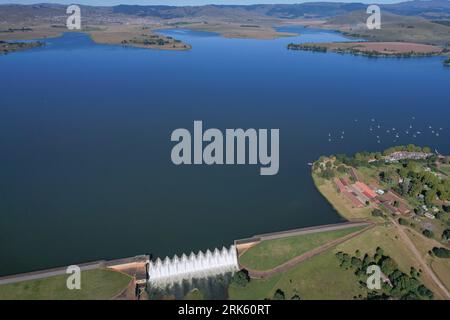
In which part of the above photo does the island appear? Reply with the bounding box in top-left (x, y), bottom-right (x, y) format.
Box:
top-left (288, 42), bottom-right (445, 58)
top-left (0, 40), bottom-right (43, 54)
top-left (444, 59), bottom-right (450, 67)
top-left (88, 25), bottom-right (191, 51)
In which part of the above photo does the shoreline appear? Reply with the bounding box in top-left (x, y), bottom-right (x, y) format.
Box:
top-left (0, 26), bottom-right (193, 52)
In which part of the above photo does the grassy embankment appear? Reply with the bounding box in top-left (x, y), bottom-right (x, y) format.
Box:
top-left (229, 224), bottom-right (444, 300)
top-left (0, 269), bottom-right (131, 300)
top-left (310, 156), bottom-right (449, 299)
top-left (229, 156), bottom-right (448, 300)
top-left (239, 225), bottom-right (365, 271)
top-left (230, 249), bottom-right (365, 300)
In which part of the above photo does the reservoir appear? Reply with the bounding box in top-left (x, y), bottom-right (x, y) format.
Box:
top-left (0, 26), bottom-right (449, 276)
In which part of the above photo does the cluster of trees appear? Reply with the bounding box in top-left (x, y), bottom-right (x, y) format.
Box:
top-left (287, 43), bottom-right (327, 52)
top-left (232, 271), bottom-right (302, 300)
top-left (271, 288), bottom-right (300, 300)
top-left (432, 247), bottom-right (450, 258)
top-left (287, 44), bottom-right (438, 59)
top-left (335, 247), bottom-right (433, 300)
top-left (383, 145), bottom-right (431, 155)
top-left (442, 229), bottom-right (450, 242)
top-left (371, 209), bottom-right (384, 218)
top-left (335, 48), bottom-right (437, 58)
top-left (422, 229), bottom-right (434, 238)
top-left (231, 269), bottom-right (250, 287)
top-left (313, 158), bottom-right (336, 180)
top-left (333, 145), bottom-right (433, 168)
top-left (394, 160), bottom-right (450, 204)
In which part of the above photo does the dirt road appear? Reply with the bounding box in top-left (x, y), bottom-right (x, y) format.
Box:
top-left (390, 217), bottom-right (450, 300)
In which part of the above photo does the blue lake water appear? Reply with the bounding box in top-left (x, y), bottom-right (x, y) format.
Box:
top-left (0, 26), bottom-right (449, 275)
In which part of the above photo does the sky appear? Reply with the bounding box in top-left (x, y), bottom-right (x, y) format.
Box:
top-left (0, 0), bottom-right (407, 6)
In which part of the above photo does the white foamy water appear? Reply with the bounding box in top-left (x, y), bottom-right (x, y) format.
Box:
top-left (148, 246), bottom-right (238, 286)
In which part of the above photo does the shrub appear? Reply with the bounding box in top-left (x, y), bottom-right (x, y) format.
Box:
top-left (432, 247), bottom-right (450, 258)
top-left (422, 229), bottom-right (433, 238)
top-left (273, 289), bottom-right (285, 300)
top-left (372, 209), bottom-right (384, 217)
top-left (231, 269), bottom-right (250, 287)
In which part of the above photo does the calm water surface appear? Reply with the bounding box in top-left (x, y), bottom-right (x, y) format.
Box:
top-left (0, 26), bottom-right (449, 275)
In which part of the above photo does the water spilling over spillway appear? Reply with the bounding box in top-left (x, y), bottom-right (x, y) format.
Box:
top-left (148, 246), bottom-right (239, 286)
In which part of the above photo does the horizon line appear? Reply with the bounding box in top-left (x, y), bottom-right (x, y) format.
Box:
top-left (0, 0), bottom-right (418, 8)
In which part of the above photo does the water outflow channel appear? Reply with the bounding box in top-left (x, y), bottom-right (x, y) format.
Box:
top-left (148, 245), bottom-right (239, 287)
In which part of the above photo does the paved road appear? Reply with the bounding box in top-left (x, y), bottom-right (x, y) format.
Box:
top-left (390, 217), bottom-right (450, 300)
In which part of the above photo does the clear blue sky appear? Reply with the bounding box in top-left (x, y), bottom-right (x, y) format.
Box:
top-left (0, 0), bottom-right (407, 5)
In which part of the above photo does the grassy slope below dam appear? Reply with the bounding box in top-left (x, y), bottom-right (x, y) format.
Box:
top-left (0, 269), bottom-right (131, 300)
top-left (239, 225), bottom-right (365, 271)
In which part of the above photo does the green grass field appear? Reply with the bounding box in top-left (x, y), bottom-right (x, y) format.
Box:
top-left (229, 250), bottom-right (366, 300)
top-left (0, 269), bottom-right (131, 300)
top-left (239, 225), bottom-right (364, 271)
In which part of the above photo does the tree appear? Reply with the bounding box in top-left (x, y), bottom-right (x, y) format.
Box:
top-left (442, 229), bottom-right (450, 241)
top-left (372, 209), bottom-right (384, 217)
top-left (376, 247), bottom-right (384, 256)
top-left (417, 285), bottom-right (433, 299)
top-left (321, 168), bottom-right (335, 180)
top-left (273, 289), bottom-right (285, 300)
top-left (380, 256), bottom-right (398, 276)
top-left (422, 146), bottom-right (431, 153)
top-left (399, 167), bottom-right (409, 179)
top-left (410, 267), bottom-right (420, 278)
top-left (432, 247), bottom-right (450, 258)
top-left (351, 256), bottom-right (362, 269)
top-left (425, 189), bottom-right (437, 206)
top-left (422, 229), bottom-right (433, 238)
top-left (231, 269), bottom-right (250, 287)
